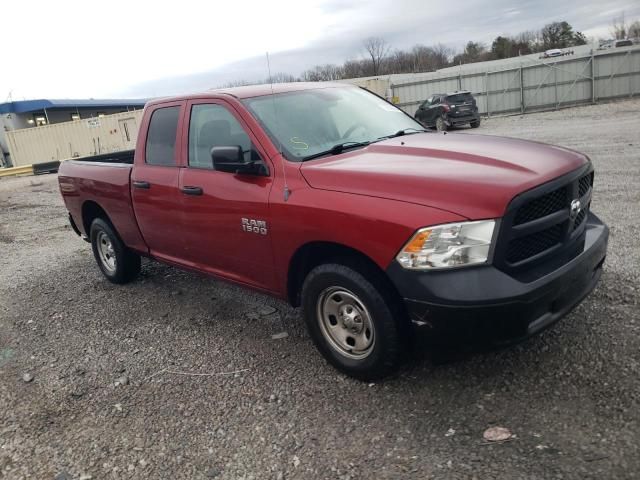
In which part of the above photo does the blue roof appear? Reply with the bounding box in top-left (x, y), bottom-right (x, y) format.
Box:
top-left (0, 98), bottom-right (147, 114)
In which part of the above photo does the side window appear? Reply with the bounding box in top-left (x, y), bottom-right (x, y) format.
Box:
top-left (425, 96), bottom-right (439, 107)
top-left (145, 106), bottom-right (180, 166)
top-left (188, 104), bottom-right (263, 169)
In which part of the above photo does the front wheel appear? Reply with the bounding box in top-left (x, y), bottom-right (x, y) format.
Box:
top-left (90, 218), bottom-right (141, 284)
top-left (435, 116), bottom-right (448, 132)
top-left (301, 263), bottom-right (406, 380)
top-left (470, 119), bottom-right (481, 128)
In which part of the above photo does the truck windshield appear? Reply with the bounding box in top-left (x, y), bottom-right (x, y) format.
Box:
top-left (242, 87), bottom-right (425, 161)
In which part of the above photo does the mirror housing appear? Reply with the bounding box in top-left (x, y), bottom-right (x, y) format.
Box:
top-left (211, 146), bottom-right (265, 175)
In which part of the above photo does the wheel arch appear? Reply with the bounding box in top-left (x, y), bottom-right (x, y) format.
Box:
top-left (286, 241), bottom-right (403, 309)
top-left (81, 200), bottom-right (112, 235)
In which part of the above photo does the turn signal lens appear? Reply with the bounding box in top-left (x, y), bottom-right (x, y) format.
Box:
top-left (404, 230), bottom-right (431, 253)
top-left (396, 220), bottom-right (496, 270)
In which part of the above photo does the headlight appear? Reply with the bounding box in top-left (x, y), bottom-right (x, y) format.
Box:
top-left (396, 220), bottom-right (495, 270)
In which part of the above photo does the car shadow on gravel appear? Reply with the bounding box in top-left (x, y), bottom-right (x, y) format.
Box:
top-left (19, 252), bottom-right (625, 390)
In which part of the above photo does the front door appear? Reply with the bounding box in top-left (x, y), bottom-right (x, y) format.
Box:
top-left (178, 101), bottom-right (276, 291)
top-left (131, 102), bottom-right (185, 263)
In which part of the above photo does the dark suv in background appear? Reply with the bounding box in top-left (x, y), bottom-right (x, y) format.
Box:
top-left (415, 91), bottom-right (481, 131)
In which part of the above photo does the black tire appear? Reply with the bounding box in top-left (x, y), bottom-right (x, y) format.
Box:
top-left (470, 119), bottom-right (481, 128)
top-left (90, 218), bottom-right (141, 284)
top-left (435, 116), bottom-right (448, 132)
top-left (301, 262), bottom-right (406, 380)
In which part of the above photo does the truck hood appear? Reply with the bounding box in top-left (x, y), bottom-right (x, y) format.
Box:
top-left (299, 132), bottom-right (589, 219)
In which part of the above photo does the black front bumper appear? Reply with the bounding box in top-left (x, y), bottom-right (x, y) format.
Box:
top-left (387, 212), bottom-right (608, 345)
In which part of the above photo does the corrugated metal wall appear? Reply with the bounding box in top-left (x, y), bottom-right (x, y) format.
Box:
top-left (392, 47), bottom-right (640, 117)
top-left (6, 110), bottom-right (144, 166)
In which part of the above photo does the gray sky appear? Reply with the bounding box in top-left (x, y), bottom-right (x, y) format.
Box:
top-left (2, 0), bottom-right (639, 100)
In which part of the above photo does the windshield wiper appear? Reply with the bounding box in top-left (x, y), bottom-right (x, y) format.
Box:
top-left (301, 129), bottom-right (428, 161)
top-left (377, 127), bottom-right (429, 141)
top-left (302, 141), bottom-right (371, 161)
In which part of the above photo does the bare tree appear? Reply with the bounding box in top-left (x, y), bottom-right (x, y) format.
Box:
top-left (343, 59), bottom-right (367, 78)
top-left (381, 45), bottom-right (454, 74)
top-left (220, 72), bottom-right (298, 88)
top-left (610, 13), bottom-right (628, 39)
top-left (407, 44), bottom-right (451, 72)
top-left (265, 72), bottom-right (298, 84)
top-left (363, 37), bottom-right (390, 76)
top-left (301, 64), bottom-right (345, 81)
top-left (431, 44), bottom-right (454, 68)
top-left (514, 30), bottom-right (544, 52)
top-left (386, 49), bottom-right (414, 74)
top-left (452, 41), bottom-right (489, 64)
top-left (628, 20), bottom-right (640, 39)
top-left (411, 45), bottom-right (434, 72)
top-left (218, 79), bottom-right (258, 88)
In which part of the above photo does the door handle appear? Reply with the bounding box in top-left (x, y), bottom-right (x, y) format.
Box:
top-left (133, 180), bottom-right (150, 189)
top-left (181, 186), bottom-right (203, 196)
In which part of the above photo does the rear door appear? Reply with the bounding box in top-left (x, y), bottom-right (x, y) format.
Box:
top-left (178, 100), bottom-right (276, 290)
top-left (425, 96), bottom-right (441, 125)
top-left (131, 101), bottom-right (186, 262)
top-left (416, 96), bottom-right (432, 124)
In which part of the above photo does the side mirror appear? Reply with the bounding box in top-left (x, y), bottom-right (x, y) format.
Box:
top-left (211, 145), bottom-right (264, 175)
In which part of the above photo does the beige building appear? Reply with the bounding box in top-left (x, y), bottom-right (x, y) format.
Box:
top-left (0, 98), bottom-right (145, 167)
top-left (6, 111), bottom-right (144, 167)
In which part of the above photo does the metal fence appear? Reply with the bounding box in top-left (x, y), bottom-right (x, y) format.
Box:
top-left (392, 47), bottom-right (640, 117)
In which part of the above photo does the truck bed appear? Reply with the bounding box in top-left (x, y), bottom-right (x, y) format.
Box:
top-left (69, 149), bottom-right (135, 165)
top-left (29, 150), bottom-right (134, 175)
top-left (58, 153), bottom-right (147, 253)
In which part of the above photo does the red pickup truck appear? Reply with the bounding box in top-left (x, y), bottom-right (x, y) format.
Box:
top-left (58, 83), bottom-right (608, 379)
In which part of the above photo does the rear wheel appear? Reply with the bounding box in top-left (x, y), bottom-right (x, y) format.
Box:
top-left (90, 218), bottom-right (141, 284)
top-left (435, 116), bottom-right (448, 132)
top-left (301, 263), bottom-right (406, 380)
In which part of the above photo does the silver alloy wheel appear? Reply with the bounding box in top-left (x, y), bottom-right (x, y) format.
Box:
top-left (316, 287), bottom-right (375, 359)
top-left (435, 116), bottom-right (446, 131)
top-left (96, 230), bottom-right (116, 273)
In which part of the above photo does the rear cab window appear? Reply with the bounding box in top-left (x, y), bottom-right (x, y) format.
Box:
top-left (145, 106), bottom-right (180, 166)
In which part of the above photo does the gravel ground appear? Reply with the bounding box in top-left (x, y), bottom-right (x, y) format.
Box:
top-left (1, 99), bottom-right (639, 480)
